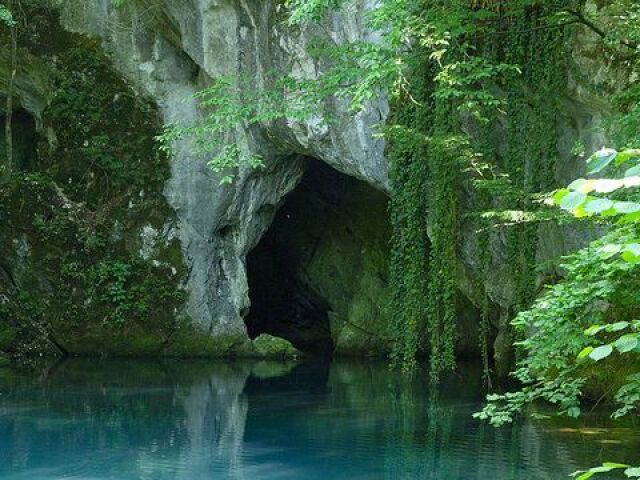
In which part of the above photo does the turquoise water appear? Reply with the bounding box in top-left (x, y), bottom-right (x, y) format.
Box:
top-left (0, 359), bottom-right (638, 480)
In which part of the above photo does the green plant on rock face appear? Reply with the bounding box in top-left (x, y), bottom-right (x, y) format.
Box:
top-left (93, 261), bottom-right (134, 327)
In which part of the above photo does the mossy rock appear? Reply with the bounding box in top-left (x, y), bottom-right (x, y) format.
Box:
top-left (251, 334), bottom-right (300, 358)
top-left (0, 6), bottom-right (189, 359)
top-left (161, 319), bottom-right (250, 357)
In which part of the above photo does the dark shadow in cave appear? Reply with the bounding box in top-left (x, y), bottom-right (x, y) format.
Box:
top-left (0, 108), bottom-right (38, 171)
top-left (245, 158), bottom-right (386, 355)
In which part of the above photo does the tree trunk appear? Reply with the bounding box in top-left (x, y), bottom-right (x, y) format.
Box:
top-left (2, 0), bottom-right (17, 184)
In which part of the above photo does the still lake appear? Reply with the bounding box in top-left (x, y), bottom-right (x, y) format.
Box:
top-left (0, 359), bottom-right (637, 479)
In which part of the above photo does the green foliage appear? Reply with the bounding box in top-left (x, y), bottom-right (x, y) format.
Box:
top-left (0, 3), bottom-right (15, 26)
top-left (572, 463), bottom-right (640, 480)
top-left (0, 8), bottom-right (187, 358)
top-left (284, 0), bottom-right (342, 24)
top-left (476, 148), bottom-right (640, 468)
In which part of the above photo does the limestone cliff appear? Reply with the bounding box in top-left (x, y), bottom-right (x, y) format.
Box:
top-left (0, 0), bottom-right (623, 362)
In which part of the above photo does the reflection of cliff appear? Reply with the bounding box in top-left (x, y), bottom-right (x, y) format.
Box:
top-left (171, 362), bottom-right (251, 480)
top-left (0, 360), bottom-right (257, 479)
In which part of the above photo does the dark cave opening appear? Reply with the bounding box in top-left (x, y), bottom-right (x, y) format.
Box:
top-left (0, 108), bottom-right (38, 171)
top-left (245, 158), bottom-right (496, 362)
top-left (245, 159), bottom-right (390, 355)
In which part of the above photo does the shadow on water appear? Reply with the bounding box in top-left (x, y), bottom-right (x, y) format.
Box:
top-left (0, 359), bottom-right (638, 480)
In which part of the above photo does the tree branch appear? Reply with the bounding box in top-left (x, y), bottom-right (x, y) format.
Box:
top-left (567, 9), bottom-right (638, 52)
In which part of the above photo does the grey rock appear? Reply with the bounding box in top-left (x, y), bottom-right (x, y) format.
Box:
top-left (53, 0), bottom-right (620, 364)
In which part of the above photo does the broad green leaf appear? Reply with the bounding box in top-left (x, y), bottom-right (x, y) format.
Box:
top-left (625, 244), bottom-right (640, 256)
top-left (608, 321), bottom-right (630, 331)
top-left (615, 149), bottom-right (640, 164)
top-left (588, 344), bottom-right (613, 361)
top-left (620, 211), bottom-right (640, 223)
top-left (624, 165), bottom-right (640, 177)
top-left (598, 244), bottom-right (622, 259)
top-left (587, 148), bottom-right (617, 174)
top-left (593, 179), bottom-right (623, 193)
top-left (622, 244), bottom-right (640, 264)
top-left (552, 188), bottom-right (570, 205)
top-left (577, 346), bottom-right (594, 359)
top-left (573, 472), bottom-right (593, 480)
top-left (614, 202), bottom-right (640, 214)
top-left (624, 176), bottom-right (640, 188)
top-left (584, 198), bottom-right (614, 214)
top-left (625, 467), bottom-right (640, 477)
top-left (614, 335), bottom-right (639, 353)
top-left (560, 191), bottom-right (587, 211)
top-left (584, 325), bottom-right (606, 336)
top-left (568, 178), bottom-right (595, 193)
top-left (622, 251), bottom-right (640, 264)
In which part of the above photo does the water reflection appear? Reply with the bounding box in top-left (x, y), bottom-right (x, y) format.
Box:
top-left (0, 359), bottom-right (637, 480)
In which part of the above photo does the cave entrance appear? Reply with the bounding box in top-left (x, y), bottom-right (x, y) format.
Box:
top-left (245, 159), bottom-right (390, 355)
top-left (0, 108), bottom-right (38, 171)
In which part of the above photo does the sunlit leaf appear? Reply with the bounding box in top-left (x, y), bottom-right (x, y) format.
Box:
top-left (625, 467), bottom-right (640, 477)
top-left (597, 244), bottom-right (622, 259)
top-left (568, 178), bottom-right (595, 193)
top-left (614, 335), bottom-right (639, 353)
top-left (624, 176), bottom-right (640, 188)
top-left (624, 165), bottom-right (640, 177)
top-left (577, 346), bottom-right (594, 359)
top-left (552, 188), bottom-right (570, 205)
top-left (614, 202), bottom-right (640, 214)
top-left (588, 345), bottom-right (613, 361)
top-left (609, 321), bottom-right (629, 332)
top-left (560, 191), bottom-right (587, 210)
top-left (593, 179), bottom-right (623, 193)
top-left (587, 148), bottom-right (617, 174)
top-left (584, 198), bottom-right (614, 214)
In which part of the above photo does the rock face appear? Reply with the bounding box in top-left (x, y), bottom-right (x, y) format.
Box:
top-left (58, 0), bottom-right (619, 356)
top-left (59, 0), bottom-right (391, 354)
top-left (0, 1), bottom-right (621, 360)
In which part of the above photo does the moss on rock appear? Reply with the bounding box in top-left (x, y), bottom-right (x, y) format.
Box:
top-left (251, 334), bottom-right (300, 358)
top-left (0, 3), bottom-right (190, 359)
